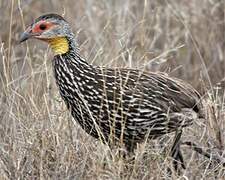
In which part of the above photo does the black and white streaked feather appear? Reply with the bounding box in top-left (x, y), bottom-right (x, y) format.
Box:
top-left (53, 30), bottom-right (203, 150)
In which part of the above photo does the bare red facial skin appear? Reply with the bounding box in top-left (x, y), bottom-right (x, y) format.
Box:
top-left (31, 20), bottom-right (55, 34)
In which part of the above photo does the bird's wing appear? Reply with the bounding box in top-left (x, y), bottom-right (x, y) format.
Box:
top-left (121, 69), bottom-right (202, 113)
top-left (96, 67), bottom-right (203, 114)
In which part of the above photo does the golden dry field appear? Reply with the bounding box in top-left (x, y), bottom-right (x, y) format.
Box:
top-left (0, 0), bottom-right (224, 179)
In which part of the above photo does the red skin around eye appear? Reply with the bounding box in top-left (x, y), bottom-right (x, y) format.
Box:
top-left (32, 20), bottom-right (55, 33)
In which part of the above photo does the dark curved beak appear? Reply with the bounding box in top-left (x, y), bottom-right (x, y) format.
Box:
top-left (19, 26), bottom-right (32, 43)
top-left (19, 32), bottom-right (31, 43)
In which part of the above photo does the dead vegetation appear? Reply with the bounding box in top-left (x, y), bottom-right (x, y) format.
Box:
top-left (0, 0), bottom-right (224, 179)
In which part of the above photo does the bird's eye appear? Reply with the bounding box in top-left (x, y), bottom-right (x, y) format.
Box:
top-left (39, 23), bottom-right (47, 30)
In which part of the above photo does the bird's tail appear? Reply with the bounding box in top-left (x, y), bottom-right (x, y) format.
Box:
top-left (168, 108), bottom-right (198, 130)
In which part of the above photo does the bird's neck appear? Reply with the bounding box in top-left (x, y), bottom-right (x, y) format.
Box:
top-left (53, 33), bottom-right (90, 67)
top-left (52, 34), bottom-right (97, 107)
top-left (46, 37), bottom-right (69, 55)
top-left (47, 33), bottom-right (77, 55)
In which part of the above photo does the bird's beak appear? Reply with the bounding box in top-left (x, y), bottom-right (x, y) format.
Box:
top-left (19, 26), bottom-right (33, 43)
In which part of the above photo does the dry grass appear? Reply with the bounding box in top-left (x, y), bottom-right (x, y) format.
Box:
top-left (0, 0), bottom-right (224, 179)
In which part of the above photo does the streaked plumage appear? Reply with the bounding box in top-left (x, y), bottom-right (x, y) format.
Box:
top-left (54, 53), bottom-right (201, 145)
top-left (20, 13), bottom-right (204, 168)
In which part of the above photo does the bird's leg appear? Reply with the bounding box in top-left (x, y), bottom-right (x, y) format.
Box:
top-left (125, 142), bottom-right (137, 155)
top-left (118, 142), bottom-right (137, 164)
top-left (122, 142), bottom-right (137, 177)
top-left (170, 129), bottom-right (186, 171)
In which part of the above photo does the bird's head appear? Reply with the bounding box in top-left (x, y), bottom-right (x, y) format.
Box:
top-left (20, 13), bottom-right (72, 55)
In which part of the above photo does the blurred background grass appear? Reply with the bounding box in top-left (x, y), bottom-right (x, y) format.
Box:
top-left (0, 0), bottom-right (224, 179)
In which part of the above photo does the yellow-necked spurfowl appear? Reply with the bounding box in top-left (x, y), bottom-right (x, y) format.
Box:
top-left (20, 13), bottom-right (204, 169)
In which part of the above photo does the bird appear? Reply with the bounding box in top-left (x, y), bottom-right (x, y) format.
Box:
top-left (19, 13), bottom-right (203, 170)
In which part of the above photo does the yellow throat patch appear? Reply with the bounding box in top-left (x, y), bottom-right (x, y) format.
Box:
top-left (46, 37), bottom-right (69, 55)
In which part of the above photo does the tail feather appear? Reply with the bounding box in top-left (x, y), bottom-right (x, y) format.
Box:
top-left (168, 108), bottom-right (198, 130)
